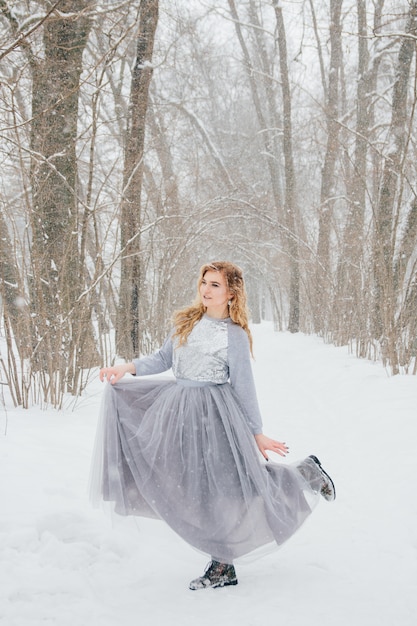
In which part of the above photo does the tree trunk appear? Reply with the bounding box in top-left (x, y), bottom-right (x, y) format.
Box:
top-left (29, 1), bottom-right (93, 399)
top-left (314, 0), bottom-right (343, 332)
top-left (372, 0), bottom-right (417, 372)
top-left (272, 0), bottom-right (299, 332)
top-left (334, 0), bottom-right (371, 345)
top-left (0, 208), bottom-right (30, 367)
top-left (116, 0), bottom-right (159, 360)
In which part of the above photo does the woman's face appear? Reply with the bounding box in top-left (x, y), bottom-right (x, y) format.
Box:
top-left (199, 270), bottom-right (232, 318)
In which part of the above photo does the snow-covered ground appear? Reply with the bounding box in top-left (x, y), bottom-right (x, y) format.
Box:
top-left (1, 323), bottom-right (416, 626)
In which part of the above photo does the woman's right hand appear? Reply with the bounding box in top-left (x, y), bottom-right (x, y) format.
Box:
top-left (99, 362), bottom-right (135, 384)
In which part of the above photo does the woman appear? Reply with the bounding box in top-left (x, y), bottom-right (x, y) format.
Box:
top-left (90, 261), bottom-right (335, 590)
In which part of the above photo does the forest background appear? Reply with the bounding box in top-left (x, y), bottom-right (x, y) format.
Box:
top-left (1, 0), bottom-right (417, 409)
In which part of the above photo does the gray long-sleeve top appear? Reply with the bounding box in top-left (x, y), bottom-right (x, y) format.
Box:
top-left (132, 314), bottom-right (263, 435)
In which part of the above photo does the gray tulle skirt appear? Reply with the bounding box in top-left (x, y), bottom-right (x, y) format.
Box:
top-left (89, 377), bottom-right (320, 563)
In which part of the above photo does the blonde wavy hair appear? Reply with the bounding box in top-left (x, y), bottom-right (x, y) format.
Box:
top-left (172, 261), bottom-right (253, 355)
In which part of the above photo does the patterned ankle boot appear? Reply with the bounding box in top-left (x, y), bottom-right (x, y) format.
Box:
top-left (298, 455), bottom-right (336, 501)
top-left (189, 560), bottom-right (238, 590)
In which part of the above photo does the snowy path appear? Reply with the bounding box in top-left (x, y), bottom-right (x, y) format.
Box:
top-left (1, 324), bottom-right (416, 626)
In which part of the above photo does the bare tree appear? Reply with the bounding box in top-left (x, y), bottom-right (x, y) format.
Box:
top-left (372, 0), bottom-right (417, 372)
top-left (226, 0), bottom-right (304, 331)
top-left (29, 1), bottom-right (95, 400)
top-left (332, 0), bottom-right (382, 349)
top-left (313, 0), bottom-right (343, 333)
top-left (116, 0), bottom-right (159, 360)
top-left (272, 0), bottom-right (300, 332)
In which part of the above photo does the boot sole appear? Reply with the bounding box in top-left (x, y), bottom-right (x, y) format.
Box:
top-left (189, 578), bottom-right (238, 590)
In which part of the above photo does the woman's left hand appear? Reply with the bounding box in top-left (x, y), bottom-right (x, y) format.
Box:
top-left (254, 434), bottom-right (289, 461)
